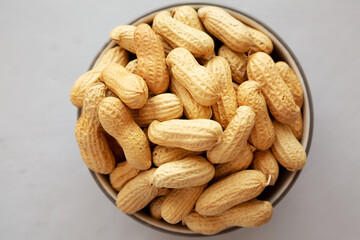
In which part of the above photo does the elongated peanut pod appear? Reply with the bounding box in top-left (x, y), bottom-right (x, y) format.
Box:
top-left (218, 45), bottom-right (248, 84)
top-left (161, 184), bottom-right (206, 224)
top-left (101, 63), bottom-right (148, 109)
top-left (94, 46), bottom-right (129, 71)
top-left (207, 106), bottom-right (255, 164)
top-left (206, 56), bottom-right (238, 129)
top-left (288, 112), bottom-right (303, 140)
top-left (198, 6), bottom-right (253, 53)
top-left (252, 150), bottom-right (279, 186)
top-left (271, 121), bottom-right (306, 171)
top-left (130, 93), bottom-right (183, 127)
top-left (195, 170), bottom-right (266, 216)
top-left (166, 48), bottom-right (220, 106)
top-left (152, 156), bottom-right (215, 188)
top-left (148, 119), bottom-right (223, 151)
top-left (170, 76), bottom-right (212, 119)
top-left (247, 52), bottom-right (300, 124)
top-left (98, 97), bottom-right (151, 170)
top-left (183, 199), bottom-right (273, 235)
top-left (237, 80), bottom-right (275, 150)
top-left (110, 25), bottom-right (136, 53)
top-left (246, 26), bottom-right (273, 54)
top-left (172, 6), bottom-right (205, 31)
top-left (70, 70), bottom-right (101, 108)
top-left (152, 145), bottom-right (203, 167)
top-left (109, 162), bottom-right (141, 191)
top-left (153, 11), bottom-right (214, 59)
top-left (116, 169), bottom-right (158, 214)
top-left (75, 83), bottom-right (115, 174)
top-left (125, 59), bottom-right (138, 74)
top-left (149, 196), bottom-right (166, 220)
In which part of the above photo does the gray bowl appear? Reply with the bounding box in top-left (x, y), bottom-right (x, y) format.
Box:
top-left (78, 3), bottom-right (314, 236)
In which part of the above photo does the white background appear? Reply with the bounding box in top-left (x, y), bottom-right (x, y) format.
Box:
top-left (1, 0), bottom-right (359, 239)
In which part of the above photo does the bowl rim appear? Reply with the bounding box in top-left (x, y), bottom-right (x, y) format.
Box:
top-left (77, 2), bottom-right (314, 236)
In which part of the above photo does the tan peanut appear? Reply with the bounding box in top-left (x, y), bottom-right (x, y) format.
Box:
top-left (252, 150), bottom-right (279, 186)
top-left (110, 25), bottom-right (136, 53)
top-left (237, 80), bottom-right (275, 150)
top-left (198, 6), bottom-right (253, 53)
top-left (246, 26), bottom-right (273, 54)
top-left (153, 11), bottom-right (214, 59)
top-left (170, 75), bottom-right (212, 119)
top-left (134, 23), bottom-right (169, 94)
top-left (94, 46), bottom-right (129, 71)
top-left (149, 196), bottom-right (166, 220)
top-left (148, 119), bottom-right (222, 151)
top-left (183, 199), bottom-right (273, 235)
top-left (271, 121), bottom-right (306, 171)
top-left (214, 144), bottom-right (253, 180)
top-left (206, 56), bottom-right (238, 128)
top-left (70, 70), bottom-right (101, 108)
top-left (172, 6), bottom-right (205, 31)
top-left (104, 132), bottom-right (125, 162)
top-left (275, 61), bottom-right (304, 108)
top-left (125, 59), bottom-right (138, 74)
top-left (166, 48), bottom-right (219, 106)
top-left (109, 161), bottom-right (141, 191)
top-left (98, 97), bottom-right (151, 170)
top-left (100, 63), bottom-right (148, 109)
top-left (156, 34), bottom-right (173, 56)
top-left (218, 45), bottom-right (247, 84)
top-left (161, 184), bottom-right (206, 224)
top-left (116, 168), bottom-right (158, 214)
top-left (75, 83), bottom-right (115, 174)
top-left (207, 106), bottom-right (255, 164)
top-left (152, 156), bottom-right (215, 188)
top-left (288, 112), bottom-right (303, 140)
top-left (129, 93), bottom-right (183, 127)
top-left (152, 145), bottom-right (203, 167)
top-left (195, 170), bottom-right (266, 216)
top-left (247, 52), bottom-right (300, 124)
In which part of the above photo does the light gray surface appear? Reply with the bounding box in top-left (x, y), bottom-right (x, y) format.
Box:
top-left (0, 0), bottom-right (359, 239)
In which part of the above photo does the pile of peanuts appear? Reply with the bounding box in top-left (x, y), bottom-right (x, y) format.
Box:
top-left (70, 5), bottom-right (306, 235)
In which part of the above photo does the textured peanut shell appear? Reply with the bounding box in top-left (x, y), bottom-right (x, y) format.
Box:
top-left (74, 83), bottom-right (115, 174)
top-left (116, 169), bottom-right (158, 214)
top-left (252, 150), bottom-right (279, 186)
top-left (237, 80), bottom-right (275, 150)
top-left (148, 119), bottom-right (223, 151)
top-left (198, 6), bottom-right (253, 53)
top-left (271, 121), bottom-right (306, 171)
top-left (246, 26), bottom-right (273, 55)
top-left (288, 112), bottom-right (303, 140)
top-left (142, 127), bottom-right (155, 148)
top-left (104, 132), bottom-right (125, 162)
top-left (134, 23), bottom-right (169, 94)
top-left (100, 63), bottom-right (148, 109)
top-left (98, 97), bottom-right (151, 170)
top-left (156, 34), bottom-right (173, 56)
top-left (207, 106), bottom-right (255, 164)
top-left (161, 184), bottom-right (206, 224)
top-left (152, 145), bottom-right (203, 167)
top-left (110, 25), bottom-right (136, 53)
top-left (170, 75), bottom-right (212, 119)
top-left (218, 45), bottom-right (247, 84)
top-left (206, 56), bottom-right (238, 129)
top-left (232, 82), bottom-right (239, 92)
top-left (130, 93), bottom-right (183, 127)
top-left (275, 61), bottom-right (304, 108)
top-left (153, 11), bottom-right (214, 59)
top-left (125, 59), bottom-right (138, 74)
top-left (157, 188), bottom-right (170, 197)
top-left (183, 199), bottom-right (273, 235)
top-left (166, 48), bottom-right (219, 106)
top-left (152, 156), bottom-right (215, 188)
top-left (94, 46), bottom-right (129, 71)
top-left (247, 52), bottom-right (300, 124)
top-left (149, 196), bottom-right (166, 220)
top-left (172, 6), bottom-right (205, 31)
top-left (109, 161), bottom-right (141, 191)
top-left (195, 170), bottom-right (266, 216)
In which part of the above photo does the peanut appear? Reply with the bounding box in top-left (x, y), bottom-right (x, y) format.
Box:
top-left (74, 82), bottom-right (115, 174)
top-left (152, 156), bottom-right (215, 188)
top-left (98, 97), bottom-right (151, 170)
top-left (237, 80), bottom-right (275, 150)
top-left (172, 6), bottom-right (205, 31)
top-left (94, 46), bottom-right (129, 71)
top-left (157, 188), bottom-right (170, 196)
top-left (110, 25), bottom-right (136, 53)
top-left (125, 59), bottom-right (138, 74)
top-left (218, 45), bottom-right (247, 84)
top-left (152, 145), bottom-right (203, 167)
top-left (252, 150), bottom-right (279, 186)
top-left (109, 161), bottom-right (141, 191)
top-left (148, 119), bottom-right (222, 151)
top-left (156, 34), bottom-right (173, 56)
top-left (288, 112), bottom-right (303, 140)
top-left (246, 26), bottom-right (273, 54)
top-left (247, 52), bottom-right (300, 124)
top-left (183, 199), bottom-right (273, 235)
top-left (232, 82), bottom-right (239, 92)
top-left (198, 6), bottom-right (253, 53)
top-left (142, 127), bottom-right (155, 148)
top-left (166, 47), bottom-right (219, 106)
top-left (161, 184), bottom-right (206, 224)
top-left (195, 170), bottom-right (266, 216)
top-left (130, 93), bottom-right (183, 127)
top-left (152, 11), bottom-right (214, 59)
top-left (271, 121), bottom-right (306, 171)
top-left (100, 63), bottom-right (148, 109)
top-left (104, 132), bottom-right (125, 162)
top-left (149, 196), bottom-right (166, 220)
top-left (207, 106), bottom-right (255, 164)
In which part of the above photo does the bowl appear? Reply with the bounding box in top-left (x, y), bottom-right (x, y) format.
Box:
top-left (78, 3), bottom-right (314, 236)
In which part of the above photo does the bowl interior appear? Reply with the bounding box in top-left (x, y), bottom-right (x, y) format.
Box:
top-left (86, 3), bottom-right (313, 236)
